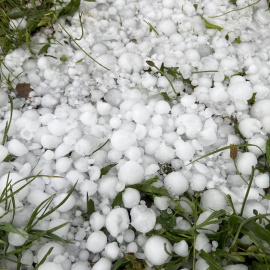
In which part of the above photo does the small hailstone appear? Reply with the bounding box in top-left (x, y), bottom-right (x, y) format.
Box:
top-left (132, 104), bottom-right (150, 124)
top-left (118, 52), bottom-right (143, 74)
top-left (47, 119), bottom-right (68, 136)
top-left (198, 127), bottom-right (217, 146)
top-left (155, 100), bottom-right (171, 114)
top-left (118, 161), bottom-right (144, 185)
top-left (53, 194), bottom-right (76, 212)
top-left (86, 231), bottom-right (107, 253)
top-left (7, 139), bottom-right (28, 156)
top-left (141, 73), bottom-right (157, 89)
top-left (55, 157), bottom-right (72, 173)
top-left (0, 145), bottom-right (8, 162)
top-left (98, 176), bottom-right (117, 199)
top-left (195, 258), bottom-right (209, 270)
top-left (154, 196), bottom-right (170, 211)
top-left (48, 219), bottom-right (70, 238)
top-left (251, 100), bottom-right (270, 119)
top-left (122, 188), bottom-right (141, 208)
top-left (105, 208), bottom-right (130, 238)
top-left (126, 242), bottom-right (138, 253)
top-left (195, 233), bottom-right (211, 253)
top-left (97, 101), bottom-right (112, 116)
top-left (190, 174), bottom-right (207, 192)
top-left (242, 200), bottom-right (266, 218)
top-left (236, 152), bottom-right (257, 175)
top-left (71, 261), bottom-right (90, 270)
top-left (201, 189), bottom-right (227, 211)
top-left (164, 172), bottom-right (189, 195)
top-left (0, 89), bottom-right (8, 107)
top-left (36, 242), bottom-right (64, 263)
top-left (155, 143), bottom-right (175, 164)
top-left (41, 134), bottom-right (61, 149)
top-left (90, 212), bottom-right (105, 231)
top-left (238, 118), bottom-right (261, 139)
top-left (130, 205), bottom-right (156, 233)
top-left (8, 229), bottom-right (28, 246)
top-left (111, 130), bottom-right (136, 151)
top-left (175, 141), bottom-right (195, 161)
top-left (92, 258), bottom-right (112, 270)
top-left (79, 111), bottom-right (97, 126)
top-left (157, 20), bottom-right (176, 36)
top-left (228, 79), bottom-right (253, 101)
top-left (255, 174), bottom-right (270, 189)
top-left (38, 262), bottom-right (63, 270)
top-left (123, 229), bottom-right (135, 242)
top-left (174, 240), bottom-right (189, 257)
top-left (103, 242), bottom-right (120, 260)
top-left (223, 265), bottom-right (248, 270)
top-left (196, 211), bottom-right (219, 234)
top-left (144, 236), bottom-right (172, 266)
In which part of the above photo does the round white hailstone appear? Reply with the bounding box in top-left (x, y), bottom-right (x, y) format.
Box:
top-left (144, 236), bottom-right (172, 266)
top-left (104, 242), bottom-right (120, 260)
top-left (130, 205), bottom-right (156, 233)
top-left (198, 127), bottom-right (217, 146)
top-left (122, 188), bottom-right (141, 208)
top-left (66, 170), bottom-right (84, 185)
top-left (154, 196), bottom-right (170, 211)
top-left (164, 172), bottom-right (189, 195)
top-left (48, 219), bottom-right (70, 238)
top-left (98, 176), bottom-right (118, 199)
top-left (7, 139), bottom-right (28, 156)
top-left (37, 242), bottom-right (64, 263)
top-left (124, 146), bottom-right (141, 161)
top-left (0, 145), bottom-right (8, 162)
top-left (251, 100), bottom-right (270, 119)
top-left (74, 138), bottom-right (96, 156)
top-left (21, 250), bottom-right (33, 266)
top-left (47, 120), bottom-right (67, 136)
top-left (71, 261), bottom-right (90, 270)
top-left (141, 73), bottom-right (157, 89)
top-left (195, 258), bottom-right (209, 270)
top-left (41, 94), bottom-right (58, 107)
top-left (89, 166), bottom-right (101, 181)
top-left (195, 233), bottom-right (211, 253)
top-left (118, 161), bottom-right (144, 185)
top-left (162, 0), bottom-right (174, 8)
top-left (90, 212), bottom-right (105, 231)
top-left (105, 208), bottom-right (130, 238)
top-left (53, 194), bottom-right (76, 212)
top-left (228, 82), bottom-right (253, 101)
top-left (157, 20), bottom-right (176, 36)
top-left (0, 173), bottom-right (29, 201)
top-left (39, 262), bottom-right (63, 270)
top-left (157, 76), bottom-right (170, 88)
top-left (8, 229), bottom-right (28, 246)
top-left (92, 43), bottom-right (108, 55)
top-left (97, 101), bottom-right (112, 116)
top-left (255, 174), bottom-right (269, 189)
top-left (127, 242), bottom-right (138, 253)
top-left (175, 141), bottom-right (195, 161)
top-left (247, 136), bottom-right (266, 156)
top-left (27, 190), bottom-right (49, 206)
top-left (196, 211), bottom-right (219, 234)
top-left (0, 89), bottom-right (8, 107)
top-left (132, 104), bottom-right (150, 124)
top-left (201, 189), bottom-right (227, 211)
top-left (118, 52), bottom-right (143, 74)
top-left (174, 240), bottom-right (189, 257)
top-left (86, 231), bottom-right (107, 253)
top-left (110, 117), bottom-right (121, 129)
top-left (55, 157), bottom-right (72, 173)
top-left (79, 111), bottom-right (97, 126)
top-left (41, 134), bottom-right (61, 149)
top-left (224, 265), bottom-right (248, 270)
top-left (209, 85), bottom-right (228, 103)
top-left (155, 143), bottom-right (175, 164)
top-left (238, 118), bottom-right (261, 139)
top-left (242, 200), bottom-right (266, 218)
top-left (254, 8), bottom-right (270, 25)
top-left (78, 250), bottom-right (89, 261)
top-left (181, 95), bottom-right (196, 107)
top-left (145, 164), bottom-right (160, 175)
top-left (253, 84), bottom-right (269, 99)
top-left (123, 229), bottom-right (135, 242)
top-left (190, 174), bottom-right (207, 192)
top-left (262, 116), bottom-right (270, 133)
top-left (236, 152), bottom-right (257, 175)
top-left (95, 54), bottom-right (117, 70)
top-left (155, 100), bottom-right (171, 114)
top-left (185, 49), bottom-right (200, 63)
top-left (111, 130), bottom-right (136, 151)
top-left (92, 258), bottom-right (112, 270)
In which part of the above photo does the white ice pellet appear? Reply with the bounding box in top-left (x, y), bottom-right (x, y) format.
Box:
top-left (111, 130), bottom-right (136, 151)
top-left (55, 157), bottom-right (72, 173)
top-left (118, 53), bottom-right (143, 74)
top-left (141, 73), bottom-right (157, 89)
top-left (53, 194), bottom-right (76, 212)
top-left (118, 161), bottom-right (144, 185)
top-left (154, 196), bottom-right (170, 210)
top-left (130, 205), bottom-right (156, 233)
top-left (164, 172), bottom-right (189, 195)
top-left (255, 174), bottom-right (270, 189)
top-left (74, 138), bottom-right (97, 156)
top-left (98, 176), bottom-right (118, 199)
top-left (66, 170), bottom-right (85, 185)
top-left (201, 189), bottom-right (227, 211)
top-left (27, 189), bottom-right (49, 206)
top-left (92, 258), bottom-right (112, 270)
top-left (0, 90), bottom-right (8, 107)
top-left (86, 231), bottom-right (107, 253)
top-left (8, 229), bottom-right (28, 246)
top-left (197, 211), bottom-right (219, 234)
top-left (144, 236), bottom-right (172, 266)
top-left (41, 134), bottom-right (61, 149)
top-left (198, 127), bottom-right (217, 146)
top-left (175, 141), bottom-right (195, 161)
top-left (122, 188), bottom-right (141, 208)
top-left (0, 145), bottom-right (8, 162)
top-left (236, 152), bottom-right (258, 175)
top-left (105, 208), bottom-right (130, 238)
top-left (48, 219), bottom-right (70, 238)
top-left (238, 118), bottom-right (261, 139)
top-left (90, 212), bottom-right (106, 231)
top-left (48, 119), bottom-right (68, 136)
top-left (132, 104), bottom-right (150, 124)
top-left (7, 139), bottom-right (28, 156)
top-left (155, 100), bottom-right (171, 114)
top-left (242, 200), bottom-right (266, 218)
top-left (36, 242), bottom-right (64, 263)
top-left (228, 80), bottom-right (253, 101)
top-left (174, 240), bottom-right (189, 257)
top-left (38, 262), bottom-right (63, 270)
top-left (103, 242), bottom-right (120, 260)
top-left (251, 100), bottom-right (270, 119)
top-left (79, 111), bottom-right (97, 126)
top-left (223, 265), bottom-right (248, 270)
top-left (195, 233), bottom-right (211, 253)
top-left (190, 174), bottom-right (208, 192)
top-left (157, 20), bottom-right (176, 36)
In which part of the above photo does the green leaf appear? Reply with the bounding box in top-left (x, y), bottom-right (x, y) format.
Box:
top-left (76, 58), bottom-right (84, 63)
top-left (84, 0), bottom-right (96, 1)
top-left (3, 154), bottom-right (15, 162)
top-left (112, 192), bottom-right (123, 208)
top-left (0, 222), bottom-right (27, 238)
top-left (112, 257), bottom-right (128, 270)
top-left (252, 261), bottom-right (270, 270)
top-left (60, 55), bottom-right (67, 61)
top-left (160, 92), bottom-right (172, 102)
top-left (234, 36), bottom-right (242, 43)
top-left (194, 4), bottom-right (198, 11)
top-left (157, 210), bottom-right (176, 230)
top-left (214, 249), bottom-right (245, 263)
top-left (82, 194), bottom-right (95, 217)
top-left (38, 43), bottom-right (50, 55)
top-left (247, 92), bottom-right (256, 106)
top-left (200, 250), bottom-right (224, 270)
top-left (59, 0), bottom-right (81, 17)
top-left (100, 164), bottom-right (117, 179)
top-left (201, 16), bottom-right (223, 31)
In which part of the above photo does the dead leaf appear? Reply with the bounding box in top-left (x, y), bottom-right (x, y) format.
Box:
top-left (15, 83), bottom-right (33, 98)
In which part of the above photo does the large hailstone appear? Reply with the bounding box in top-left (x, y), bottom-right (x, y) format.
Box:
top-left (201, 189), bottom-right (227, 211)
top-left (118, 161), bottom-right (144, 185)
top-left (130, 205), bottom-right (156, 233)
top-left (105, 208), bottom-right (130, 237)
top-left (144, 236), bottom-right (172, 266)
top-left (236, 152), bottom-right (257, 175)
top-left (111, 130), bottom-right (136, 151)
top-left (86, 231), bottom-right (107, 253)
top-left (164, 172), bottom-right (189, 195)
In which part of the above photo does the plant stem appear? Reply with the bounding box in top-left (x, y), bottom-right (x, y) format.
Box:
top-left (233, 159), bottom-right (248, 185)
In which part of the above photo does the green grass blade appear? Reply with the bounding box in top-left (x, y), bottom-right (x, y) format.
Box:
top-left (200, 250), bottom-right (224, 270)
